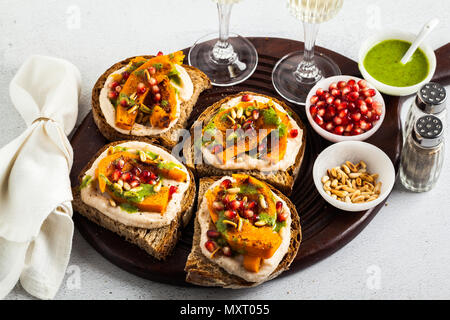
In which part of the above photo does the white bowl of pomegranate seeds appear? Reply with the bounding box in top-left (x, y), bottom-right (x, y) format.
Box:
top-left (306, 75), bottom-right (385, 143)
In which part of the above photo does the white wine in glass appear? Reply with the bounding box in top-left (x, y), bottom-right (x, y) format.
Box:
top-left (188, 0), bottom-right (258, 86)
top-left (272, 0), bottom-right (344, 105)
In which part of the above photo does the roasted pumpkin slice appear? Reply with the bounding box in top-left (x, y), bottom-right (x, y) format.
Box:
top-left (96, 151), bottom-right (139, 193)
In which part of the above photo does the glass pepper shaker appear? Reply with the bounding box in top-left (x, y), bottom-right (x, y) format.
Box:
top-left (400, 115), bottom-right (445, 192)
top-left (404, 82), bottom-right (447, 138)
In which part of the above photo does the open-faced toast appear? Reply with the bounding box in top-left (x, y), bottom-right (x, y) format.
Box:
top-left (184, 92), bottom-right (307, 195)
top-left (185, 176), bottom-right (301, 288)
top-left (72, 140), bottom-right (196, 260)
top-left (92, 53), bottom-right (211, 148)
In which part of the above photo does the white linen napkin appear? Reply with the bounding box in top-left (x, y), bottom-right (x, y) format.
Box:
top-left (0, 55), bottom-right (81, 299)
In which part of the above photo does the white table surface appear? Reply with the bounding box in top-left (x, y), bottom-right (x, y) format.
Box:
top-left (1, 0), bottom-right (449, 300)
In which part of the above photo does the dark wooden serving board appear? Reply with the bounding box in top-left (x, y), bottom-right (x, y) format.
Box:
top-left (70, 38), bottom-right (450, 286)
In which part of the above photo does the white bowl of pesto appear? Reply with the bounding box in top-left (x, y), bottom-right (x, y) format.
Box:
top-left (358, 30), bottom-right (436, 96)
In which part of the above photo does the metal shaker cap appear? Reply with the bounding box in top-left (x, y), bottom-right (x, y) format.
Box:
top-left (413, 115), bottom-right (444, 148)
top-left (415, 82), bottom-right (447, 114)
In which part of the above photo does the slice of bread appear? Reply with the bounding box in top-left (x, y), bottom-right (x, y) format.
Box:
top-left (184, 91), bottom-right (306, 196)
top-left (72, 141), bottom-right (196, 260)
top-left (185, 176), bottom-right (302, 288)
top-left (92, 55), bottom-right (211, 149)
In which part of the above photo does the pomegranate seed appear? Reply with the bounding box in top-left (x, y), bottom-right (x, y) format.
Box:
top-left (331, 89), bottom-right (341, 97)
top-left (364, 97), bottom-right (373, 106)
top-left (277, 210), bottom-right (289, 222)
top-left (310, 95), bottom-right (319, 104)
top-left (241, 94), bottom-right (253, 102)
top-left (246, 200), bottom-right (257, 210)
top-left (109, 81), bottom-right (119, 89)
top-left (148, 67), bottom-right (156, 75)
top-left (224, 210), bottom-right (237, 220)
top-left (316, 88), bottom-right (325, 96)
top-left (316, 100), bottom-right (326, 108)
top-left (323, 92), bottom-right (331, 100)
top-left (289, 129), bottom-right (298, 138)
top-left (351, 112), bottom-right (361, 122)
top-left (151, 85), bottom-right (160, 94)
top-left (229, 200), bottom-right (241, 211)
top-left (327, 106), bottom-right (337, 117)
top-left (115, 85), bottom-right (122, 93)
top-left (347, 102), bottom-right (357, 112)
top-left (276, 201), bottom-right (283, 213)
top-left (205, 240), bottom-right (216, 253)
top-left (122, 71), bottom-right (130, 80)
top-left (372, 101), bottom-right (383, 115)
top-left (364, 88), bottom-right (376, 97)
top-left (350, 84), bottom-right (360, 92)
top-left (169, 185), bottom-right (178, 197)
top-left (130, 180), bottom-right (140, 188)
top-left (207, 230), bottom-right (220, 238)
top-left (243, 209), bottom-right (254, 219)
top-left (121, 172), bottom-right (132, 182)
top-left (333, 98), bottom-right (341, 107)
top-left (338, 109), bottom-right (349, 118)
top-left (108, 91), bottom-right (118, 99)
top-left (131, 167), bottom-right (141, 177)
top-left (157, 51), bottom-right (163, 56)
top-left (347, 91), bottom-right (359, 102)
top-left (221, 179), bottom-right (232, 189)
top-left (140, 170), bottom-right (150, 180)
top-left (329, 82), bottom-right (338, 91)
top-left (325, 122), bottom-right (335, 132)
top-left (333, 116), bottom-right (343, 125)
top-left (317, 107), bottom-right (326, 117)
top-left (358, 79), bottom-right (368, 89)
top-left (154, 93), bottom-right (161, 101)
top-left (337, 101), bottom-right (348, 111)
top-left (116, 159), bottom-right (125, 169)
top-left (371, 114), bottom-right (380, 122)
top-left (342, 86), bottom-right (351, 96)
top-left (112, 170), bottom-right (122, 182)
top-left (337, 81), bottom-right (346, 89)
top-left (351, 127), bottom-right (364, 135)
top-left (137, 83), bottom-right (146, 94)
top-left (344, 123), bottom-right (354, 132)
top-left (359, 103), bottom-right (369, 115)
top-left (326, 96), bottom-right (335, 105)
top-left (314, 115), bottom-right (324, 126)
top-left (120, 99), bottom-right (128, 107)
top-left (347, 79), bottom-right (356, 86)
top-left (360, 120), bottom-right (371, 130)
top-left (310, 105), bottom-right (318, 117)
top-left (222, 246), bottom-right (232, 257)
top-left (334, 126), bottom-right (345, 135)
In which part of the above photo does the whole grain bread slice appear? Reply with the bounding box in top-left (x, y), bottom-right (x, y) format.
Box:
top-left (184, 176), bottom-right (302, 288)
top-left (184, 91), bottom-right (306, 196)
top-left (92, 55), bottom-right (211, 149)
top-left (72, 140), bottom-right (196, 260)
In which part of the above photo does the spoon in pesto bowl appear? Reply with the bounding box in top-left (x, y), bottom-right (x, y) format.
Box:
top-left (400, 18), bottom-right (439, 64)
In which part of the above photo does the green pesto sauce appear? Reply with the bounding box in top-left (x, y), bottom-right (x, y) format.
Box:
top-left (363, 40), bottom-right (429, 87)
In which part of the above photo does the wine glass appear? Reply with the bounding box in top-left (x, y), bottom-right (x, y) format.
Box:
top-left (188, 0), bottom-right (258, 86)
top-left (272, 0), bottom-right (344, 105)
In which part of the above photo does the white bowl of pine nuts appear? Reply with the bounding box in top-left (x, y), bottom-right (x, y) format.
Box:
top-left (313, 141), bottom-right (395, 212)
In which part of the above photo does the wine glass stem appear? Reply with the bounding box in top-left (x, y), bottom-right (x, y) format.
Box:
top-left (211, 3), bottom-right (237, 64)
top-left (294, 22), bottom-right (321, 83)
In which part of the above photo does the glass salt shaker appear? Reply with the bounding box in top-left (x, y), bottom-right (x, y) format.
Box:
top-left (404, 82), bottom-right (447, 138)
top-left (400, 115), bottom-right (445, 192)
